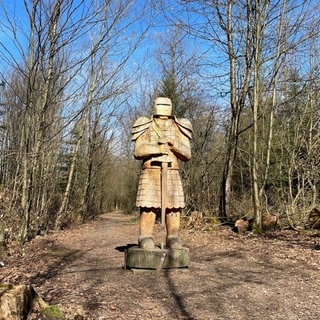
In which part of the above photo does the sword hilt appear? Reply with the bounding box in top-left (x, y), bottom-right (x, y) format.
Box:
top-left (150, 155), bottom-right (172, 163)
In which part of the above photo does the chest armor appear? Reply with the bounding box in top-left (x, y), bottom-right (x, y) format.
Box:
top-left (144, 119), bottom-right (180, 169)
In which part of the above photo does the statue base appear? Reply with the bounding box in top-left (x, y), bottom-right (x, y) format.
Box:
top-left (125, 246), bottom-right (190, 270)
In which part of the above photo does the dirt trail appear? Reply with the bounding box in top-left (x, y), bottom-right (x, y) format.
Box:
top-left (1, 211), bottom-right (320, 320)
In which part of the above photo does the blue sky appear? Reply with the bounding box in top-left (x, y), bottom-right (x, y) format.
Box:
top-left (0, 0), bottom-right (319, 112)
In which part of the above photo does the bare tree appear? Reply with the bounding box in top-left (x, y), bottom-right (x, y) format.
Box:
top-left (53, 0), bottom-right (152, 227)
top-left (155, 0), bottom-right (320, 227)
top-left (0, 0), bottom-right (153, 240)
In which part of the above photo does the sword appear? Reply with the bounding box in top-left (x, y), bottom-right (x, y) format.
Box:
top-left (154, 130), bottom-right (173, 249)
top-left (153, 152), bottom-right (172, 249)
top-left (161, 160), bottom-right (168, 249)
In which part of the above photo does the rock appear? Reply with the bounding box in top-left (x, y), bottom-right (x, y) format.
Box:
top-left (233, 214), bottom-right (279, 234)
top-left (261, 213), bottom-right (278, 231)
top-left (232, 218), bottom-right (250, 234)
top-left (0, 282), bottom-right (64, 320)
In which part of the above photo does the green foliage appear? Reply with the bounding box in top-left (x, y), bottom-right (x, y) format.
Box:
top-left (206, 216), bottom-right (221, 226)
top-left (42, 305), bottom-right (65, 319)
top-left (159, 73), bottom-right (182, 115)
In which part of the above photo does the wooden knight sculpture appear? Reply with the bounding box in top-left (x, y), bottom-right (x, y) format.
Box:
top-left (132, 97), bottom-right (192, 250)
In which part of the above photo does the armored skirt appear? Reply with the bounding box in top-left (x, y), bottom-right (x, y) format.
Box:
top-left (136, 167), bottom-right (185, 209)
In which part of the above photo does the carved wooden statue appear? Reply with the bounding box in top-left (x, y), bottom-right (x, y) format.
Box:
top-left (132, 97), bottom-right (192, 250)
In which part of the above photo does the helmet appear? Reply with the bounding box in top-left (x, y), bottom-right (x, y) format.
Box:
top-left (153, 97), bottom-right (172, 116)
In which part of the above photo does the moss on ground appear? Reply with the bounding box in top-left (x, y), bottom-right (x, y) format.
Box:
top-left (41, 305), bottom-right (65, 319)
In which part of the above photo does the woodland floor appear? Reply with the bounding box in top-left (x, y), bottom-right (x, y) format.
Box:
top-left (1, 211), bottom-right (320, 320)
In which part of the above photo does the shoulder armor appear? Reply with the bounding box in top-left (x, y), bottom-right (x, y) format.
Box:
top-left (131, 117), bottom-right (152, 141)
top-left (174, 116), bottom-right (192, 139)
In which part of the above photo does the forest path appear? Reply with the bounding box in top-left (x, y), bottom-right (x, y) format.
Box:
top-left (1, 211), bottom-right (320, 320)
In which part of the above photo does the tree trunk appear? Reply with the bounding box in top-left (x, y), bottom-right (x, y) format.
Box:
top-left (55, 127), bottom-right (83, 229)
top-left (252, 0), bottom-right (270, 233)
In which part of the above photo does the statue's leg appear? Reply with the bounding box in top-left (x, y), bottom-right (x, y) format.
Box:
top-left (138, 208), bottom-right (156, 249)
top-left (166, 209), bottom-right (182, 249)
